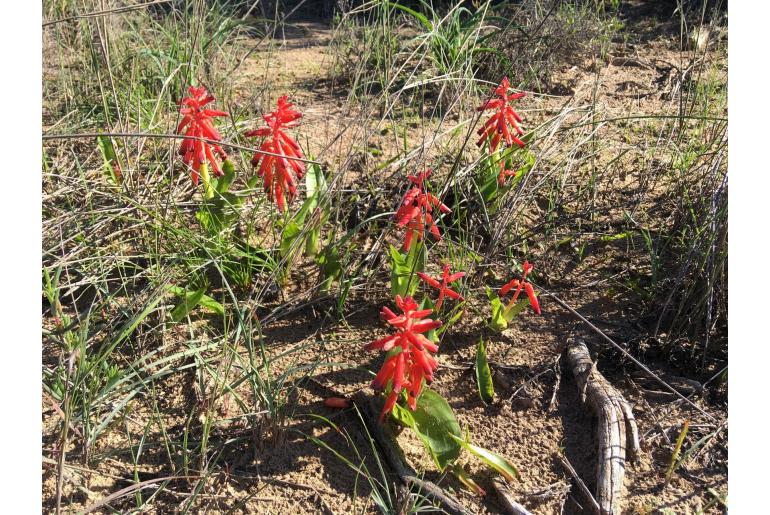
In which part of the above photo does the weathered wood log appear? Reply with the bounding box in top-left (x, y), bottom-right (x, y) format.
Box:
top-left (565, 340), bottom-right (640, 515)
top-left (493, 478), bottom-right (535, 515)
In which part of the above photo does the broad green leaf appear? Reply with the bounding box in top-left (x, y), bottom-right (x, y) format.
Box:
top-left (167, 285), bottom-right (224, 316)
top-left (305, 163), bottom-right (328, 205)
top-left (170, 286), bottom-right (206, 322)
top-left (215, 159), bottom-right (236, 194)
top-left (317, 243), bottom-right (342, 292)
top-left (475, 153), bottom-right (500, 203)
top-left (475, 338), bottom-right (494, 404)
top-left (503, 297), bottom-right (531, 321)
top-left (391, 389), bottom-right (462, 470)
top-left (305, 226), bottom-right (321, 257)
top-left (280, 220), bottom-right (302, 258)
top-left (389, 245), bottom-right (409, 298)
top-left (246, 175), bottom-right (260, 190)
top-left (196, 293), bottom-right (224, 316)
top-left (599, 231), bottom-right (634, 243)
top-left (196, 190), bottom-right (243, 235)
top-left (449, 434), bottom-right (520, 483)
top-left (487, 287), bottom-right (508, 332)
top-left (195, 208), bottom-right (216, 234)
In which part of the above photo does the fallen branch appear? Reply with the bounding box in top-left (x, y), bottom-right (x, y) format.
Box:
top-left (493, 478), bottom-right (534, 515)
top-left (304, 378), bottom-right (469, 515)
top-left (565, 340), bottom-right (640, 515)
top-left (557, 454), bottom-right (601, 515)
top-left (355, 395), bottom-right (470, 515)
top-left (543, 289), bottom-right (714, 421)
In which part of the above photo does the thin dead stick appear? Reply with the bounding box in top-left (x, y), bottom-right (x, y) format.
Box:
top-left (41, 132), bottom-right (321, 165)
top-left (77, 475), bottom-right (197, 514)
top-left (493, 478), bottom-right (535, 515)
top-left (43, 0), bottom-right (173, 28)
top-left (557, 454), bottom-right (601, 515)
top-left (301, 379), bottom-right (469, 514)
top-left (541, 288), bottom-right (715, 421)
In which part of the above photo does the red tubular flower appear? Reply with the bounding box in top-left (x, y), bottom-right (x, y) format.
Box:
top-left (500, 261), bottom-right (541, 314)
top-left (246, 96), bottom-right (306, 212)
top-left (497, 160), bottom-right (518, 186)
top-left (365, 295), bottom-right (442, 421)
top-left (394, 169), bottom-right (451, 251)
top-left (417, 264), bottom-right (465, 311)
top-left (476, 77), bottom-right (526, 153)
top-left (177, 86), bottom-right (229, 186)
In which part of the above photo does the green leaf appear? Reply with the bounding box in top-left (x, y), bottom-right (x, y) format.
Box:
top-left (449, 434), bottom-right (520, 483)
top-left (305, 163), bottom-right (328, 206)
top-left (317, 243), bottom-right (342, 292)
top-left (503, 297), bottom-right (531, 321)
top-left (391, 389), bottom-right (462, 470)
top-left (167, 285), bottom-right (224, 317)
top-left (389, 241), bottom-right (426, 298)
top-left (197, 294), bottom-right (224, 316)
top-left (386, 1), bottom-right (432, 30)
top-left (97, 135), bottom-right (121, 185)
top-left (487, 287), bottom-right (508, 332)
top-left (246, 175), bottom-right (259, 190)
top-left (280, 220), bottom-right (302, 258)
top-left (305, 226), bottom-right (321, 257)
top-left (215, 159), bottom-right (236, 194)
top-left (170, 286), bottom-right (206, 322)
top-left (475, 338), bottom-right (494, 404)
top-left (451, 464), bottom-right (486, 496)
top-left (389, 244), bottom-right (409, 298)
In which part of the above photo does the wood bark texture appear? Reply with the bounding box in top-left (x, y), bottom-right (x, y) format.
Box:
top-left (565, 340), bottom-right (640, 515)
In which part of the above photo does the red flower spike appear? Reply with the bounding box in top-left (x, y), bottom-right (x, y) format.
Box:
top-left (246, 96), bottom-right (306, 212)
top-left (394, 169), bottom-right (451, 251)
top-left (417, 264), bottom-right (465, 311)
top-left (177, 86), bottom-right (229, 185)
top-left (476, 77), bottom-right (526, 153)
top-left (500, 261), bottom-right (541, 314)
top-left (365, 295), bottom-right (442, 422)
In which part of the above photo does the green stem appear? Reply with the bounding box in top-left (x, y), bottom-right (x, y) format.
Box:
top-left (200, 162), bottom-right (213, 200)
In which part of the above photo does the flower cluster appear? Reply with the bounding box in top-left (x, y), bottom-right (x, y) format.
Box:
top-left (365, 295), bottom-right (442, 421)
top-left (177, 86), bottom-right (229, 186)
top-left (246, 96), bottom-right (306, 212)
top-left (500, 261), bottom-right (541, 315)
top-left (417, 264), bottom-right (465, 311)
top-left (476, 77), bottom-right (526, 185)
top-left (394, 169), bottom-right (451, 251)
